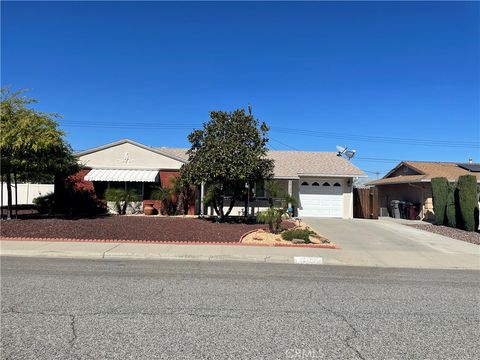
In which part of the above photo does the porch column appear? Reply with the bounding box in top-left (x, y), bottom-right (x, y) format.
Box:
top-left (200, 182), bottom-right (205, 215)
top-left (287, 180), bottom-right (293, 208)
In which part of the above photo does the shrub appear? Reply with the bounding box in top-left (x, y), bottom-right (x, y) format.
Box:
top-left (431, 177), bottom-right (449, 225)
top-left (150, 186), bottom-right (176, 215)
top-left (281, 228), bottom-right (315, 243)
top-left (104, 188), bottom-right (138, 215)
top-left (256, 208), bottom-right (286, 233)
top-left (457, 175), bottom-right (479, 232)
top-left (33, 193), bottom-right (55, 214)
top-left (446, 183), bottom-right (458, 228)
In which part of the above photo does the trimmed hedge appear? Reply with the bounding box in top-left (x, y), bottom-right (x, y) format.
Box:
top-left (446, 184), bottom-right (458, 229)
top-left (431, 177), bottom-right (449, 226)
top-left (457, 175), bottom-right (479, 232)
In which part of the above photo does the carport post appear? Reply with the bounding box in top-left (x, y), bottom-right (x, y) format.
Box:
top-left (200, 182), bottom-right (205, 215)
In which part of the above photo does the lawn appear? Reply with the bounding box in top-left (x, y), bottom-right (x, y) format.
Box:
top-left (0, 216), bottom-right (285, 243)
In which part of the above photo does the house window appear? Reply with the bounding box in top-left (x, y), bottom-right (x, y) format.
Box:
top-left (126, 182), bottom-right (143, 201)
top-left (301, 182), bottom-right (309, 186)
top-left (322, 182), bottom-right (331, 186)
top-left (333, 182), bottom-right (341, 187)
top-left (254, 181), bottom-right (266, 198)
top-left (108, 181), bottom-right (144, 201)
top-left (312, 182), bottom-right (320, 186)
top-left (224, 183), bottom-right (235, 197)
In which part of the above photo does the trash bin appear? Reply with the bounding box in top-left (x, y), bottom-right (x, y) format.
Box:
top-left (405, 202), bottom-right (415, 220)
top-left (398, 201), bottom-right (407, 219)
top-left (409, 203), bottom-right (420, 220)
top-left (390, 200), bottom-right (400, 218)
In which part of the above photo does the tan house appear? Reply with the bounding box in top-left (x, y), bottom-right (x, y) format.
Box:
top-left (367, 161), bottom-right (480, 220)
top-left (76, 139), bottom-right (366, 218)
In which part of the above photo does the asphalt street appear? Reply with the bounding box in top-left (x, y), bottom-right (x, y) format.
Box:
top-left (1, 257), bottom-right (479, 360)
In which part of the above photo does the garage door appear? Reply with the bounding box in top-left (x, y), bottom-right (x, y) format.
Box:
top-left (298, 180), bottom-right (343, 218)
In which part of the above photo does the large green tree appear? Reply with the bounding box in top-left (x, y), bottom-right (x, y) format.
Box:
top-left (180, 109), bottom-right (274, 220)
top-left (1, 88), bottom-right (79, 219)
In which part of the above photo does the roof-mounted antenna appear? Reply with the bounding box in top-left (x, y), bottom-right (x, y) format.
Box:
top-left (336, 145), bottom-right (356, 160)
top-left (248, 104), bottom-right (252, 116)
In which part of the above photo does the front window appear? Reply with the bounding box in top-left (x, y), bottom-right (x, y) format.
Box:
top-left (254, 181), bottom-right (266, 198)
top-left (107, 181), bottom-right (144, 201)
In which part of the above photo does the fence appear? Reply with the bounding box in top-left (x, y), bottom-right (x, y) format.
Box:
top-left (1, 183), bottom-right (54, 206)
top-left (353, 187), bottom-right (379, 219)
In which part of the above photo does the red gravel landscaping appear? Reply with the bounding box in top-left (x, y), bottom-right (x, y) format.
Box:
top-left (408, 224), bottom-right (480, 245)
top-left (0, 216), bottom-right (294, 243)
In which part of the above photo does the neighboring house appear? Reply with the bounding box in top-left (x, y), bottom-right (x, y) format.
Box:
top-left (76, 139), bottom-right (365, 218)
top-left (367, 161), bottom-right (480, 220)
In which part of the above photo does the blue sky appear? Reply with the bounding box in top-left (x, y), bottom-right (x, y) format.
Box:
top-left (2, 1), bottom-right (479, 178)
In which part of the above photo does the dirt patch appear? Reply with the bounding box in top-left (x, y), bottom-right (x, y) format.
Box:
top-left (408, 224), bottom-right (480, 245)
top-left (0, 216), bottom-right (275, 243)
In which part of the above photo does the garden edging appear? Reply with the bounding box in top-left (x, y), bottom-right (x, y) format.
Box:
top-left (0, 236), bottom-right (339, 249)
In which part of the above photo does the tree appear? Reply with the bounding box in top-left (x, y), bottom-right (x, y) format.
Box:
top-left (180, 109), bottom-right (274, 220)
top-left (456, 175), bottom-right (479, 232)
top-left (431, 177), bottom-right (449, 226)
top-left (1, 88), bottom-right (79, 219)
top-left (446, 183), bottom-right (459, 229)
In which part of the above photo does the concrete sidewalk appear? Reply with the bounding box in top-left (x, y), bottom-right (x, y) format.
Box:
top-left (1, 233), bottom-right (479, 269)
top-left (0, 240), bottom-right (330, 265)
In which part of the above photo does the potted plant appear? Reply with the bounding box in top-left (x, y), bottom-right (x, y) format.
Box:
top-left (143, 203), bottom-right (155, 215)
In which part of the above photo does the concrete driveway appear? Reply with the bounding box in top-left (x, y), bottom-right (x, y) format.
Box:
top-left (304, 218), bottom-right (480, 270)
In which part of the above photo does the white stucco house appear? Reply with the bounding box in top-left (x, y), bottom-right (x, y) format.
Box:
top-left (75, 139), bottom-right (366, 218)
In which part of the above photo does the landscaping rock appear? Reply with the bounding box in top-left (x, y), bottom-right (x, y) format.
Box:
top-left (292, 238), bottom-right (306, 244)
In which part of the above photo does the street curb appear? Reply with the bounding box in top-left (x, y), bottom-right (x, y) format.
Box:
top-left (0, 249), bottom-right (324, 265)
top-left (0, 237), bottom-right (339, 249)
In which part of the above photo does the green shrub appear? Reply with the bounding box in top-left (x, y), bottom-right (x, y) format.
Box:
top-left (431, 177), bottom-right (449, 226)
top-left (104, 188), bottom-right (138, 215)
top-left (256, 208), bottom-right (286, 233)
top-left (457, 175), bottom-right (479, 232)
top-left (446, 183), bottom-right (458, 228)
top-left (33, 193), bottom-right (55, 214)
top-left (281, 228), bottom-right (315, 243)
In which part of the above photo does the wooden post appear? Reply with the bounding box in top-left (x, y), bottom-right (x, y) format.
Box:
top-left (14, 173), bottom-right (18, 219)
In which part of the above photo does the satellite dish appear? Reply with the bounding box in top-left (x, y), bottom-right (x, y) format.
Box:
top-left (345, 149), bottom-right (356, 160)
top-left (336, 145), bottom-right (346, 156)
top-left (336, 145), bottom-right (356, 160)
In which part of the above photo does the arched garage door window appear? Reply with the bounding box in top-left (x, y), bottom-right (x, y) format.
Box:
top-left (322, 182), bottom-right (331, 186)
top-left (301, 182), bottom-right (309, 186)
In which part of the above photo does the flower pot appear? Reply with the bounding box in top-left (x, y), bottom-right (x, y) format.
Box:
top-left (144, 204), bottom-right (155, 216)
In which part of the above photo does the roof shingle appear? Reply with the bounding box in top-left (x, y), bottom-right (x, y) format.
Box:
top-left (367, 161), bottom-right (480, 186)
top-left (157, 147), bottom-right (365, 178)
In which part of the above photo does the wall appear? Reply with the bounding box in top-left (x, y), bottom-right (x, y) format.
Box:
top-left (1, 183), bottom-right (54, 206)
top-left (79, 142), bottom-right (184, 170)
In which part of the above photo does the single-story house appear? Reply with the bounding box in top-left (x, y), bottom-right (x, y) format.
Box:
top-left (75, 139), bottom-right (366, 218)
top-left (367, 161), bottom-right (480, 220)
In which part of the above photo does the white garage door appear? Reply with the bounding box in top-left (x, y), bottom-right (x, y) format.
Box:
top-left (298, 180), bottom-right (343, 218)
